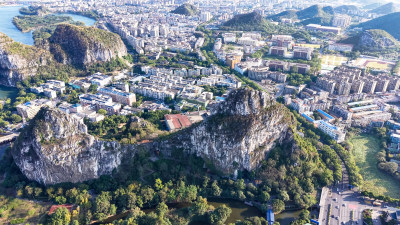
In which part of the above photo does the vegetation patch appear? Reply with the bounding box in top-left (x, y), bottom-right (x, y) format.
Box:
top-left (350, 134), bottom-right (400, 198)
top-left (0, 196), bottom-right (50, 224)
top-left (13, 15), bottom-right (80, 32)
top-left (170, 3), bottom-right (199, 16)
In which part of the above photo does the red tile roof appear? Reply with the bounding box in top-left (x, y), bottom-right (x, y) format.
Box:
top-left (165, 114), bottom-right (192, 130)
top-left (48, 204), bottom-right (74, 215)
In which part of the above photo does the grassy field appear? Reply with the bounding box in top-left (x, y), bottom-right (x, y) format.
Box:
top-left (0, 196), bottom-right (51, 224)
top-left (321, 54), bottom-right (349, 66)
top-left (350, 134), bottom-right (400, 199)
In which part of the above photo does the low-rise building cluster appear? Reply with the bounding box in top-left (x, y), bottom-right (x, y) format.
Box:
top-left (235, 58), bottom-right (311, 78)
top-left (317, 67), bottom-right (400, 96)
top-left (30, 80), bottom-right (66, 99)
top-left (301, 109), bottom-right (346, 142)
top-left (132, 66), bottom-right (240, 106)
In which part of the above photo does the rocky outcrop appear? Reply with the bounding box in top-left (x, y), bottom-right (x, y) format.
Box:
top-left (13, 89), bottom-right (294, 184)
top-left (12, 107), bottom-right (132, 185)
top-left (154, 89), bottom-right (295, 172)
top-left (0, 33), bottom-right (51, 86)
top-left (359, 29), bottom-right (399, 50)
top-left (49, 24), bottom-right (127, 66)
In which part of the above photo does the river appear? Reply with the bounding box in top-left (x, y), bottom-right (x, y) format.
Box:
top-left (0, 5), bottom-right (96, 46)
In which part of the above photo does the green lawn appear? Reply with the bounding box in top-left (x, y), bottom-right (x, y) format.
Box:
top-left (350, 134), bottom-right (400, 198)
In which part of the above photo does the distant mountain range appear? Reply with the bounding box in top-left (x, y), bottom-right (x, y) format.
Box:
top-left (363, 3), bottom-right (383, 10)
top-left (334, 5), bottom-right (359, 14)
top-left (268, 4), bottom-right (334, 26)
top-left (170, 3), bottom-right (199, 16)
top-left (368, 2), bottom-right (398, 15)
top-left (355, 12), bottom-right (400, 40)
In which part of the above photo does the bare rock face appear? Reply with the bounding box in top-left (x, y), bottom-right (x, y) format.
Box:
top-left (12, 107), bottom-right (130, 185)
top-left (359, 29), bottom-right (399, 50)
top-left (49, 24), bottom-right (127, 66)
top-left (12, 89), bottom-right (294, 184)
top-left (155, 88), bottom-right (295, 172)
top-left (0, 33), bottom-right (51, 86)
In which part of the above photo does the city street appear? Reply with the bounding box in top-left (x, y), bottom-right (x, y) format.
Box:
top-left (318, 163), bottom-right (385, 225)
top-left (319, 185), bottom-right (386, 225)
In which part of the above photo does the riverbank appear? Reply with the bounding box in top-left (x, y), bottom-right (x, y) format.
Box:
top-left (0, 6), bottom-right (34, 45)
top-left (13, 14), bottom-right (79, 33)
top-left (350, 134), bottom-right (400, 198)
top-left (0, 5), bottom-right (97, 46)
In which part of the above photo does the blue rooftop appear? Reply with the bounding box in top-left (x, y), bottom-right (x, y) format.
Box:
top-left (302, 113), bottom-right (314, 122)
top-left (317, 109), bottom-right (334, 120)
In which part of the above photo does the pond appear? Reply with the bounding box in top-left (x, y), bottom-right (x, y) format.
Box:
top-left (275, 209), bottom-right (302, 225)
top-left (207, 199), bottom-right (264, 224)
top-left (95, 199), bottom-right (304, 225)
top-left (55, 13), bottom-right (96, 26)
top-left (0, 85), bottom-right (18, 100)
top-left (0, 5), bottom-right (96, 45)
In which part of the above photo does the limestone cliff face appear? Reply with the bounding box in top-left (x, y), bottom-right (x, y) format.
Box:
top-left (49, 24), bottom-right (127, 66)
top-left (13, 89), bottom-right (294, 184)
top-left (154, 89), bottom-right (295, 172)
top-left (0, 33), bottom-right (51, 86)
top-left (12, 107), bottom-right (131, 185)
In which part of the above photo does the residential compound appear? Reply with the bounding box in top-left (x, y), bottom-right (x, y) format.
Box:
top-left (30, 80), bottom-right (66, 99)
top-left (107, 10), bottom-right (202, 58)
top-left (285, 66), bottom-right (400, 139)
top-left (316, 67), bottom-right (400, 96)
top-left (269, 35), bottom-right (313, 60)
top-left (301, 109), bottom-right (346, 142)
top-left (215, 32), bottom-right (267, 69)
top-left (333, 100), bottom-right (392, 127)
top-left (79, 93), bottom-right (123, 115)
top-left (287, 66), bottom-right (400, 131)
top-left (132, 67), bottom-right (241, 105)
top-left (98, 87), bottom-right (136, 106)
top-left (269, 44), bottom-right (313, 60)
top-left (235, 58), bottom-right (310, 77)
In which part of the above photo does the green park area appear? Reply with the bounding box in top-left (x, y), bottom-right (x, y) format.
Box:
top-left (350, 134), bottom-right (400, 199)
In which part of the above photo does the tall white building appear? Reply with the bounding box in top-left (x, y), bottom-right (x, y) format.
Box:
top-left (200, 11), bottom-right (212, 22)
top-left (332, 15), bottom-right (352, 28)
